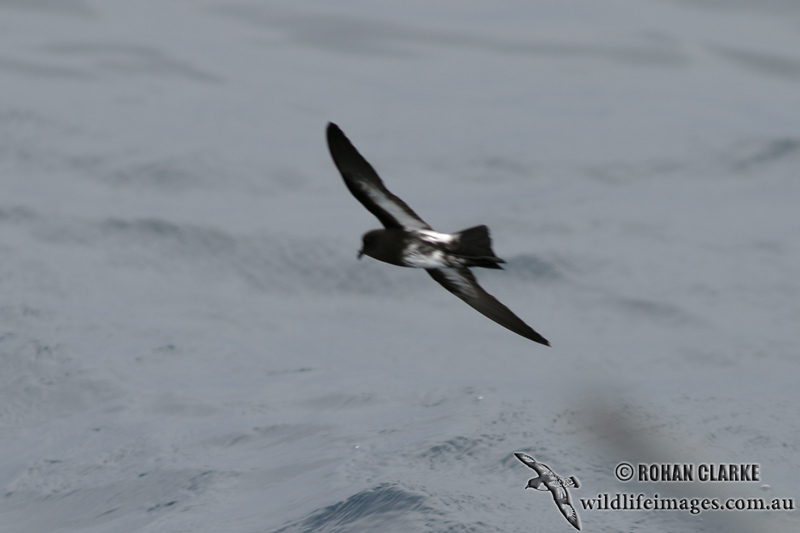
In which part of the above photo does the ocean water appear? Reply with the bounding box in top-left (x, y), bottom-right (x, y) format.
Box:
top-left (1, 1), bottom-right (798, 531)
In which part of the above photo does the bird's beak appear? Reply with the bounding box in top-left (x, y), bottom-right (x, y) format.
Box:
top-left (357, 250), bottom-right (364, 260)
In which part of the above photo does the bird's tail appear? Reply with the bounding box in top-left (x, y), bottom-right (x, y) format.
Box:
top-left (454, 225), bottom-right (505, 269)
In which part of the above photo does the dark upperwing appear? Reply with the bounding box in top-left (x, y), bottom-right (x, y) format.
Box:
top-left (327, 123), bottom-right (431, 231)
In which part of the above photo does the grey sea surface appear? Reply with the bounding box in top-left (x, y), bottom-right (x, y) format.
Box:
top-left (1, 1), bottom-right (799, 531)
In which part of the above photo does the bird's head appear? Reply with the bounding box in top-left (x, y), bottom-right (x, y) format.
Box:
top-left (525, 477), bottom-right (545, 490)
top-left (358, 229), bottom-right (384, 260)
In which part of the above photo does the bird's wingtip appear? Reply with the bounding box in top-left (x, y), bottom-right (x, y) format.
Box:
top-left (529, 333), bottom-right (550, 347)
top-left (515, 452), bottom-right (536, 465)
top-left (326, 122), bottom-right (345, 149)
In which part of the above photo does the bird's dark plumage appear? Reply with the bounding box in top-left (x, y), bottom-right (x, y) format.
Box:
top-left (327, 122), bottom-right (549, 346)
top-left (326, 123), bottom-right (430, 231)
top-left (426, 269), bottom-right (549, 345)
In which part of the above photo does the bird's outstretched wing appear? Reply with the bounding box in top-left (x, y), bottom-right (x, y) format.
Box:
top-left (327, 123), bottom-right (431, 231)
top-left (428, 269), bottom-right (550, 346)
top-left (555, 497), bottom-right (581, 531)
top-left (514, 452), bottom-right (539, 469)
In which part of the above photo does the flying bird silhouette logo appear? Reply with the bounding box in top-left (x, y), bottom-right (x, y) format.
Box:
top-left (515, 452), bottom-right (581, 530)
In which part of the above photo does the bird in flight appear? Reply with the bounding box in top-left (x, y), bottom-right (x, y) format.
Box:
top-left (515, 452), bottom-right (581, 530)
top-left (326, 122), bottom-right (549, 346)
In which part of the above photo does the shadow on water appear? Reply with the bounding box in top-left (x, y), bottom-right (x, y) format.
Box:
top-left (576, 391), bottom-right (795, 533)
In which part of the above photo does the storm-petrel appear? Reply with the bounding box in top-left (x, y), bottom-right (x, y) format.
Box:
top-left (326, 123), bottom-right (549, 346)
top-left (514, 452), bottom-right (581, 530)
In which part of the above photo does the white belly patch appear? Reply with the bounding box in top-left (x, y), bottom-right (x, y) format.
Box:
top-left (403, 243), bottom-right (449, 268)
